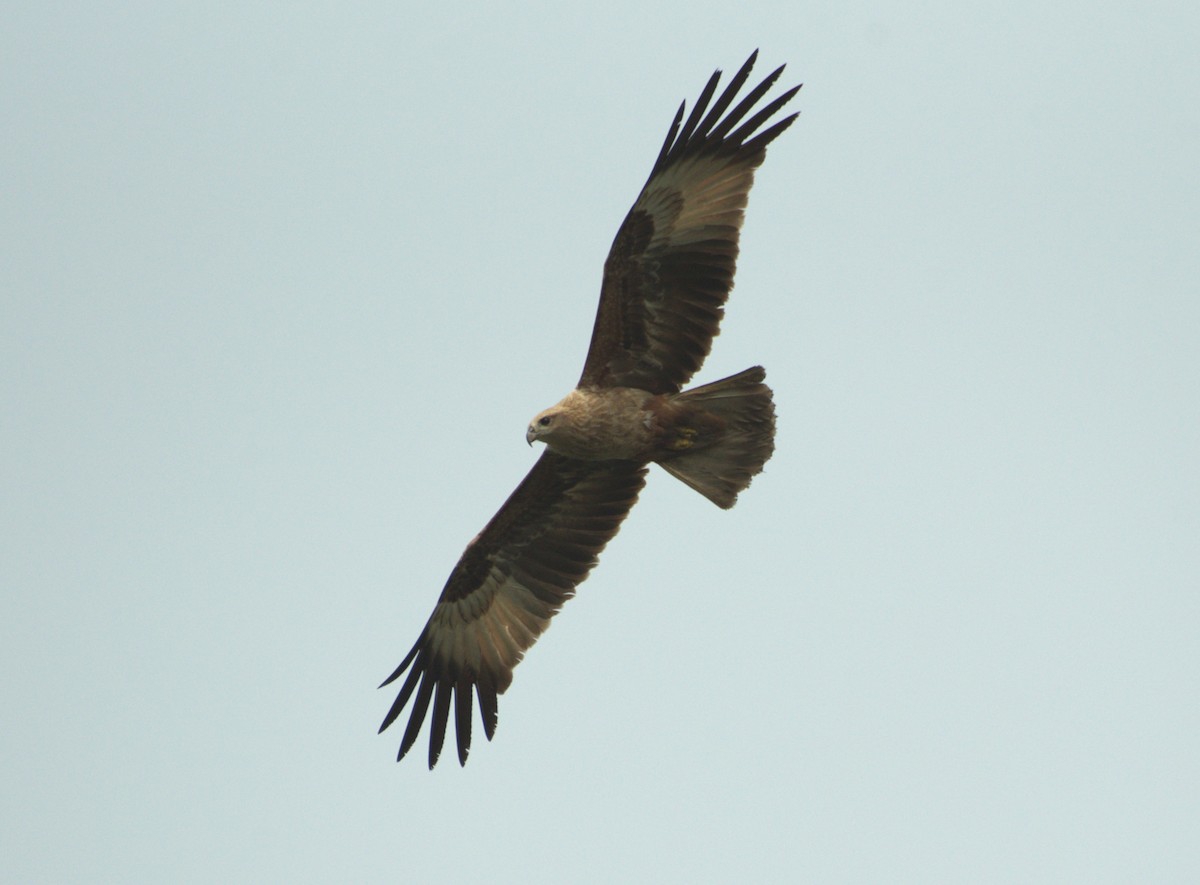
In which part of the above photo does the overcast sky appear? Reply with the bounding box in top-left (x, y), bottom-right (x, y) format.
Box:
top-left (3, 1), bottom-right (1198, 882)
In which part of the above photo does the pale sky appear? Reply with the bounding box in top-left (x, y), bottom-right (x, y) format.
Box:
top-left (3, 2), bottom-right (1198, 882)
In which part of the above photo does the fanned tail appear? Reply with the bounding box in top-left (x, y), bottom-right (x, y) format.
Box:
top-left (657, 366), bottom-right (776, 509)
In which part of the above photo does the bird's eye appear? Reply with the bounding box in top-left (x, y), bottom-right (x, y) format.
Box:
top-left (538, 416), bottom-right (553, 427)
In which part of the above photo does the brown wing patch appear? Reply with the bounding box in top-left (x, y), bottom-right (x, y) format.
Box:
top-left (379, 452), bottom-right (647, 768)
top-left (580, 51), bottom-right (800, 394)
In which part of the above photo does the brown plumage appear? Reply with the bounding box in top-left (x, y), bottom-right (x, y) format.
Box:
top-left (380, 52), bottom-right (799, 767)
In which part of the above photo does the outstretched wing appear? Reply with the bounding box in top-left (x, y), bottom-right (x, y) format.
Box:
top-left (579, 51), bottom-right (800, 394)
top-left (379, 452), bottom-right (647, 768)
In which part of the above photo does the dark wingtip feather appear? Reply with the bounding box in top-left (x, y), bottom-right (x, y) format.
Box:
top-left (398, 670), bottom-right (436, 763)
top-left (741, 110), bottom-right (800, 157)
top-left (726, 84), bottom-right (802, 152)
top-left (477, 680), bottom-right (499, 742)
top-left (672, 68), bottom-right (723, 155)
top-left (378, 655), bottom-right (424, 733)
top-left (648, 52), bottom-right (799, 182)
top-left (428, 679), bottom-right (452, 769)
top-left (455, 678), bottom-right (473, 766)
top-left (692, 52), bottom-right (758, 144)
top-left (378, 639), bottom-right (421, 689)
top-left (652, 101), bottom-right (686, 173)
top-left (707, 63), bottom-right (785, 144)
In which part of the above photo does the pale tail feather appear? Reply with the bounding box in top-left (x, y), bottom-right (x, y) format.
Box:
top-left (658, 366), bottom-right (776, 509)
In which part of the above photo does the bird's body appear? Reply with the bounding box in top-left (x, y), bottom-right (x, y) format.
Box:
top-left (380, 52), bottom-right (800, 767)
top-left (527, 368), bottom-right (775, 505)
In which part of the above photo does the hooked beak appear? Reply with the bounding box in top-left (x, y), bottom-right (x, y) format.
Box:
top-left (525, 426), bottom-right (536, 446)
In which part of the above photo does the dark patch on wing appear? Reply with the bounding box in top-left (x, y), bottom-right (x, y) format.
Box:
top-left (379, 452), bottom-right (647, 768)
top-left (580, 51), bottom-right (801, 394)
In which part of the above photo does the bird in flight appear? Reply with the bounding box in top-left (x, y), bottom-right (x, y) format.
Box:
top-left (380, 52), bottom-right (800, 767)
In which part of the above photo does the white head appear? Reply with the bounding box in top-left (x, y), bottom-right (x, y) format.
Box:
top-left (525, 391), bottom-right (586, 448)
top-left (525, 406), bottom-right (560, 446)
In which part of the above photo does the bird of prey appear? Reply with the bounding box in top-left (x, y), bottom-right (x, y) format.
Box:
top-left (380, 52), bottom-right (800, 767)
